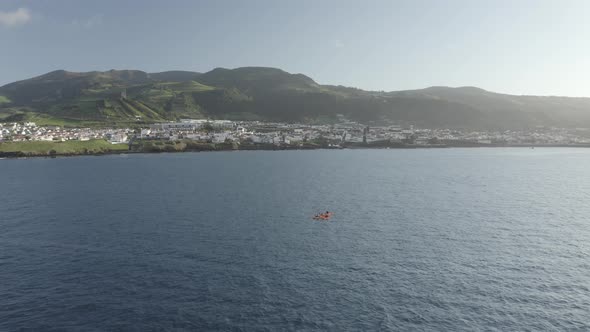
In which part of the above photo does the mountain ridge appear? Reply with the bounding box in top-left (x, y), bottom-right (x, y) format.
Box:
top-left (2, 67), bottom-right (590, 129)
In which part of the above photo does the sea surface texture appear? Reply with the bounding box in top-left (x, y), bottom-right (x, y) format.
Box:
top-left (1, 149), bottom-right (589, 331)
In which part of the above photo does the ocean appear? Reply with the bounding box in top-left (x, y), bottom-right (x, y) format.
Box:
top-left (1, 149), bottom-right (589, 330)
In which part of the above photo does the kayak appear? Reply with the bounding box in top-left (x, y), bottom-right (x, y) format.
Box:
top-left (313, 212), bottom-right (333, 220)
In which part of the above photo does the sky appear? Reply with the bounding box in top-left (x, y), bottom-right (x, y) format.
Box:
top-left (1, 0), bottom-right (590, 96)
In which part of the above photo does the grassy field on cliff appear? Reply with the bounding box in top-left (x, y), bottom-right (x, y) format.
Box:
top-left (0, 139), bottom-right (128, 155)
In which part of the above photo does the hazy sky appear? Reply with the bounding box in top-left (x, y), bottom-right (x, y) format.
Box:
top-left (1, 0), bottom-right (589, 96)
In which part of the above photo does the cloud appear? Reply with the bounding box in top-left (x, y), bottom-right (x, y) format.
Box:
top-left (71, 14), bottom-right (103, 29)
top-left (0, 8), bottom-right (31, 27)
top-left (332, 39), bottom-right (345, 49)
top-left (84, 14), bottom-right (103, 28)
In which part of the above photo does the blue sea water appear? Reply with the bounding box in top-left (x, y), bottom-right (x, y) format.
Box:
top-left (1, 148), bottom-right (589, 331)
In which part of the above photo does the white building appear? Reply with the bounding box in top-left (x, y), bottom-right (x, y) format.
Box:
top-left (108, 133), bottom-right (128, 144)
top-left (140, 129), bottom-right (151, 138)
top-left (212, 133), bottom-right (231, 143)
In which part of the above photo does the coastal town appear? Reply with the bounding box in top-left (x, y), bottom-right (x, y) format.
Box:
top-left (2, 119), bottom-right (590, 149)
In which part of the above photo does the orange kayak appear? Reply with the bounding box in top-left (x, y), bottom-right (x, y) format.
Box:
top-left (313, 212), bottom-right (333, 220)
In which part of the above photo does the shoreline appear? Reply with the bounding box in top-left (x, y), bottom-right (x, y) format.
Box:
top-left (2, 142), bottom-right (590, 160)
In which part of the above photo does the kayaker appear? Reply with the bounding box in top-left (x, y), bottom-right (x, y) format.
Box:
top-left (313, 211), bottom-right (332, 220)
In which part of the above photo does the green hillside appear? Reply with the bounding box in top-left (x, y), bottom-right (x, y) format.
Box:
top-left (0, 70), bottom-right (219, 127)
top-left (3, 67), bottom-right (590, 129)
